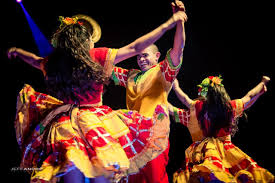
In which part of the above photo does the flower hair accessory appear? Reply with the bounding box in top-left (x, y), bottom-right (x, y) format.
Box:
top-left (51, 15), bottom-right (102, 48)
top-left (51, 16), bottom-right (85, 48)
top-left (58, 16), bottom-right (83, 28)
top-left (198, 75), bottom-right (224, 97)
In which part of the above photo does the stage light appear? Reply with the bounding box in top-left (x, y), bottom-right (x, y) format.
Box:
top-left (18, 2), bottom-right (53, 57)
top-left (16, 0), bottom-right (22, 3)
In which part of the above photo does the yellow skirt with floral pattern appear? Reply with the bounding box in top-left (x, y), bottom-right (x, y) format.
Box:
top-left (15, 84), bottom-right (170, 182)
top-left (173, 136), bottom-right (274, 183)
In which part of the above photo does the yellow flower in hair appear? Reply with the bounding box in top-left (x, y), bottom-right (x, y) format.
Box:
top-left (212, 76), bottom-right (222, 86)
top-left (64, 17), bottom-right (78, 25)
top-left (198, 75), bottom-right (224, 97)
top-left (58, 16), bottom-right (79, 28)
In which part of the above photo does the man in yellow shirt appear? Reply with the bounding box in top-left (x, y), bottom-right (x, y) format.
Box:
top-left (112, 1), bottom-right (187, 182)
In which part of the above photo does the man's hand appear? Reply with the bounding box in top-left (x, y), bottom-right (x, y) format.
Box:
top-left (172, 0), bottom-right (186, 13)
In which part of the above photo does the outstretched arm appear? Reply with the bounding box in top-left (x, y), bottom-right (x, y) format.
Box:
top-left (241, 76), bottom-right (270, 110)
top-left (7, 47), bottom-right (44, 70)
top-left (172, 78), bottom-right (194, 108)
top-left (168, 102), bottom-right (190, 126)
top-left (169, 0), bottom-right (187, 67)
top-left (114, 2), bottom-right (187, 65)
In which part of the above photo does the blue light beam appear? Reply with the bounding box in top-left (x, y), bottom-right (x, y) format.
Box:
top-left (19, 3), bottom-right (53, 57)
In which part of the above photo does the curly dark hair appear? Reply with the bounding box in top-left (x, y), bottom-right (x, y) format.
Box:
top-left (198, 83), bottom-right (239, 137)
top-left (44, 23), bottom-right (109, 103)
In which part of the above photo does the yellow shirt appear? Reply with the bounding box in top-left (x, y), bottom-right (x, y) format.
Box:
top-left (112, 49), bottom-right (182, 117)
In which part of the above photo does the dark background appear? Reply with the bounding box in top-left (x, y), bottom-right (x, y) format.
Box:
top-left (1, 0), bottom-right (274, 182)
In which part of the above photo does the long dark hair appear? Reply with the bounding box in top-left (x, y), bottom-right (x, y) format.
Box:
top-left (44, 23), bottom-right (108, 103)
top-left (198, 84), bottom-right (238, 137)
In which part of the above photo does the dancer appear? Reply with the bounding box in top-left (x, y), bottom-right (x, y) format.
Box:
top-left (169, 76), bottom-right (274, 182)
top-left (7, 12), bottom-right (186, 183)
top-left (112, 1), bottom-right (187, 182)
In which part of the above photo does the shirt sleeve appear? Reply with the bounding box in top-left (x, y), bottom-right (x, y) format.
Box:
top-left (89, 47), bottom-right (118, 77)
top-left (159, 48), bottom-right (183, 83)
top-left (111, 66), bottom-right (129, 87)
top-left (172, 106), bottom-right (191, 126)
top-left (230, 99), bottom-right (244, 119)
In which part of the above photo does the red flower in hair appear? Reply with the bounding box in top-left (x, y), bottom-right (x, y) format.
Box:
top-left (78, 21), bottom-right (83, 26)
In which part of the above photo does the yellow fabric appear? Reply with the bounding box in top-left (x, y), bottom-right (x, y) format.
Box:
top-left (72, 107), bottom-right (130, 139)
top-left (31, 147), bottom-right (123, 181)
top-left (123, 50), bottom-right (180, 177)
top-left (174, 99), bottom-right (274, 182)
top-left (29, 107), bottom-right (131, 181)
top-left (16, 85), bottom-right (130, 181)
top-left (126, 63), bottom-right (171, 117)
top-left (173, 137), bottom-right (274, 183)
top-left (104, 48), bottom-right (118, 78)
top-left (15, 84), bottom-right (63, 148)
top-left (186, 99), bottom-right (245, 142)
top-left (233, 99), bottom-right (244, 118)
top-left (31, 162), bottom-right (62, 182)
top-left (16, 84), bottom-right (172, 182)
top-left (186, 101), bottom-right (205, 142)
top-left (71, 107), bottom-right (130, 170)
top-left (29, 106), bottom-right (171, 180)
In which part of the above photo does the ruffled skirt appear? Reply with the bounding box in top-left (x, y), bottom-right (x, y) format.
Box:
top-left (173, 136), bottom-right (274, 183)
top-left (15, 84), bottom-right (170, 182)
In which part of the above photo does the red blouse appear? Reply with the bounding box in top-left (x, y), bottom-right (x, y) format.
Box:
top-left (65, 47), bottom-right (118, 105)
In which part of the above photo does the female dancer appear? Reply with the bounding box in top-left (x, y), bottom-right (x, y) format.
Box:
top-left (7, 10), bottom-right (186, 183)
top-left (169, 76), bottom-right (274, 182)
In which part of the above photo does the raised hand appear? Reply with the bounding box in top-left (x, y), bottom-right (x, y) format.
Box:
top-left (7, 47), bottom-right (18, 59)
top-left (261, 76), bottom-right (270, 93)
top-left (171, 0), bottom-right (186, 13)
